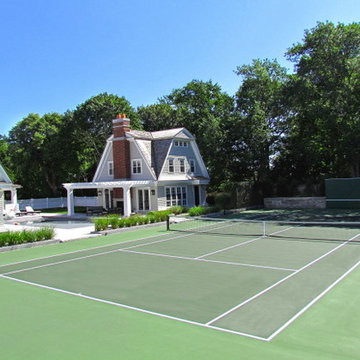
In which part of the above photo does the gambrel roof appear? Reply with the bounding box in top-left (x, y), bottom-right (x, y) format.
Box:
top-left (93, 127), bottom-right (209, 182)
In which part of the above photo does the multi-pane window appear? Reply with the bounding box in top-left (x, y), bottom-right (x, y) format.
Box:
top-left (132, 159), bottom-right (142, 174)
top-left (165, 186), bottom-right (187, 207)
top-left (189, 159), bottom-right (195, 173)
top-left (168, 158), bottom-right (174, 173)
top-left (168, 158), bottom-right (188, 173)
top-left (138, 189), bottom-right (150, 211)
top-left (179, 159), bottom-right (185, 173)
top-left (108, 161), bottom-right (114, 176)
top-left (174, 140), bottom-right (188, 147)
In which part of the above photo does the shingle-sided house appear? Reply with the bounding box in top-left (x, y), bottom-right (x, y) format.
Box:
top-left (0, 163), bottom-right (20, 223)
top-left (63, 114), bottom-right (210, 216)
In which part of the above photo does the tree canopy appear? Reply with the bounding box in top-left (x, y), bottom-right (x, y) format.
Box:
top-left (1, 21), bottom-right (360, 199)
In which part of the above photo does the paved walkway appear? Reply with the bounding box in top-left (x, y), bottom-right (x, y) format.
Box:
top-left (2, 213), bottom-right (100, 242)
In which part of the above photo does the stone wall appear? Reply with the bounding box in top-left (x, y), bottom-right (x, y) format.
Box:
top-left (264, 197), bottom-right (326, 209)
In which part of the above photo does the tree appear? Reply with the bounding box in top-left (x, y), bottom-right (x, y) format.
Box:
top-left (138, 103), bottom-right (178, 131)
top-left (283, 22), bottom-right (360, 181)
top-left (7, 113), bottom-right (71, 197)
top-left (160, 80), bottom-right (235, 187)
top-left (71, 93), bottom-right (142, 181)
top-left (231, 59), bottom-right (289, 186)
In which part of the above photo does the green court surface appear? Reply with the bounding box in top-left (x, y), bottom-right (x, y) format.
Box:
top-left (1, 216), bottom-right (360, 359)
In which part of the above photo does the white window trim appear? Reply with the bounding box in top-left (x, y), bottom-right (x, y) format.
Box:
top-left (132, 159), bottom-right (142, 174)
top-left (179, 158), bottom-right (185, 173)
top-left (168, 158), bottom-right (174, 173)
top-left (189, 159), bottom-right (196, 173)
top-left (174, 140), bottom-right (189, 147)
top-left (108, 161), bottom-right (114, 176)
top-left (165, 186), bottom-right (187, 207)
top-left (137, 187), bottom-right (151, 211)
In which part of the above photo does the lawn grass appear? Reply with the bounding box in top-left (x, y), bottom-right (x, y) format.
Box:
top-left (1, 220), bottom-right (360, 359)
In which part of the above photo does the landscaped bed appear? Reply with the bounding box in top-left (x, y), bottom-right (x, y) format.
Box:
top-left (92, 206), bottom-right (220, 231)
top-left (0, 227), bottom-right (55, 247)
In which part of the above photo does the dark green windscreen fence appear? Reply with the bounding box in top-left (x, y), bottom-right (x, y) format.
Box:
top-left (325, 178), bottom-right (360, 208)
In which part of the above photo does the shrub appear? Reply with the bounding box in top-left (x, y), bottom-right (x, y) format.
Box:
top-left (108, 215), bottom-right (120, 229)
top-left (188, 206), bottom-right (220, 216)
top-left (0, 227), bottom-right (55, 248)
top-left (170, 206), bottom-right (187, 215)
top-left (93, 218), bottom-right (109, 231)
top-left (188, 206), bottom-right (205, 216)
top-left (214, 192), bottom-right (232, 214)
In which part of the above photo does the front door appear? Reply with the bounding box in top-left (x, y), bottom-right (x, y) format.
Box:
top-left (194, 186), bottom-right (200, 206)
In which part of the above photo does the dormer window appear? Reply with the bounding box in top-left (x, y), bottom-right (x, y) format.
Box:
top-left (168, 158), bottom-right (174, 173)
top-left (189, 159), bottom-right (196, 173)
top-left (174, 140), bottom-right (188, 147)
top-left (132, 159), bottom-right (142, 174)
top-left (179, 159), bottom-right (185, 173)
top-left (108, 161), bottom-right (114, 176)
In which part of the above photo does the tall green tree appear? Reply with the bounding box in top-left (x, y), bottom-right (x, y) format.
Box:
top-left (283, 22), bottom-right (360, 181)
top-left (231, 59), bottom-right (288, 185)
top-left (160, 80), bottom-right (235, 186)
top-left (7, 113), bottom-right (71, 197)
top-left (71, 93), bottom-right (142, 181)
top-left (138, 103), bottom-right (178, 131)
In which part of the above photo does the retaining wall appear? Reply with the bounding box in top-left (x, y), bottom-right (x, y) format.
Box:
top-left (264, 197), bottom-right (326, 209)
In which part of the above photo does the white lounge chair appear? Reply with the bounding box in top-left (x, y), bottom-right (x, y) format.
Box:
top-left (25, 206), bottom-right (41, 215)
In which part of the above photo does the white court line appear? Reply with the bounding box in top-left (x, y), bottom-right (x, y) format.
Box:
top-left (266, 258), bottom-right (360, 341)
top-left (0, 220), bottom-right (241, 270)
top-left (195, 226), bottom-right (295, 259)
top-left (1, 232), bottom-right (196, 276)
top-left (0, 274), bottom-right (268, 342)
top-left (121, 249), bottom-right (297, 272)
top-left (206, 231), bottom-right (360, 327)
top-left (0, 228), bottom-right (174, 268)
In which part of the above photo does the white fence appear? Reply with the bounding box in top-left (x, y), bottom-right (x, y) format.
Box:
top-left (5, 196), bottom-right (98, 210)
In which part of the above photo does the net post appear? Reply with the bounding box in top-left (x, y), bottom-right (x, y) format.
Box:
top-left (263, 221), bottom-right (266, 236)
top-left (166, 215), bottom-right (170, 231)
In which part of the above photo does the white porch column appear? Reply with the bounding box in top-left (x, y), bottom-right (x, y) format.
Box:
top-left (11, 188), bottom-right (18, 210)
top-left (66, 187), bottom-right (75, 216)
top-left (123, 186), bottom-right (132, 217)
top-left (0, 190), bottom-right (4, 226)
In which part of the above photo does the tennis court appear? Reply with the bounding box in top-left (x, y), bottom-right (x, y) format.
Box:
top-left (1, 215), bottom-right (360, 341)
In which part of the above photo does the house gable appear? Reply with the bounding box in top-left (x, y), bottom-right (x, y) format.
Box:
top-left (93, 124), bottom-right (208, 183)
top-left (0, 163), bottom-right (12, 184)
top-left (93, 137), bottom-right (114, 182)
top-left (129, 138), bottom-right (156, 180)
top-left (157, 129), bottom-right (209, 181)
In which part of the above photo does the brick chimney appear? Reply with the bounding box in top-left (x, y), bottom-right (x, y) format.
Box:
top-left (112, 114), bottom-right (131, 180)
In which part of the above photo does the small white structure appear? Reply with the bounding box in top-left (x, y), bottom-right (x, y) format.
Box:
top-left (63, 115), bottom-right (210, 217)
top-left (0, 163), bottom-right (21, 225)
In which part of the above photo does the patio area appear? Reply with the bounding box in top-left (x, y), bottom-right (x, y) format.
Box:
top-left (2, 213), bottom-right (100, 243)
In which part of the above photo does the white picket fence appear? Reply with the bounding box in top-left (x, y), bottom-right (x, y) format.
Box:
top-left (5, 196), bottom-right (98, 210)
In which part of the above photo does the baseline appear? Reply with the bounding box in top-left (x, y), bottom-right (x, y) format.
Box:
top-left (206, 231), bottom-right (360, 327)
top-left (0, 274), bottom-right (269, 341)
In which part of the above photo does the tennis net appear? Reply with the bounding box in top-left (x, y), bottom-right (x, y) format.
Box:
top-left (167, 216), bottom-right (360, 242)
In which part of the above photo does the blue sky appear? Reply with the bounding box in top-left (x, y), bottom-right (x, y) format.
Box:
top-left (0, 0), bottom-right (359, 135)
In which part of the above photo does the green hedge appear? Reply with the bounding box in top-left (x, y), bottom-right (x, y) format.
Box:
top-left (93, 210), bottom-right (173, 231)
top-left (93, 206), bottom-right (218, 231)
top-left (188, 206), bottom-right (220, 216)
top-left (0, 227), bottom-right (55, 248)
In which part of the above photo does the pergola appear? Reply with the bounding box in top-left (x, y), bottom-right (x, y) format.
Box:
top-left (63, 180), bottom-right (156, 217)
top-left (0, 182), bottom-right (21, 225)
